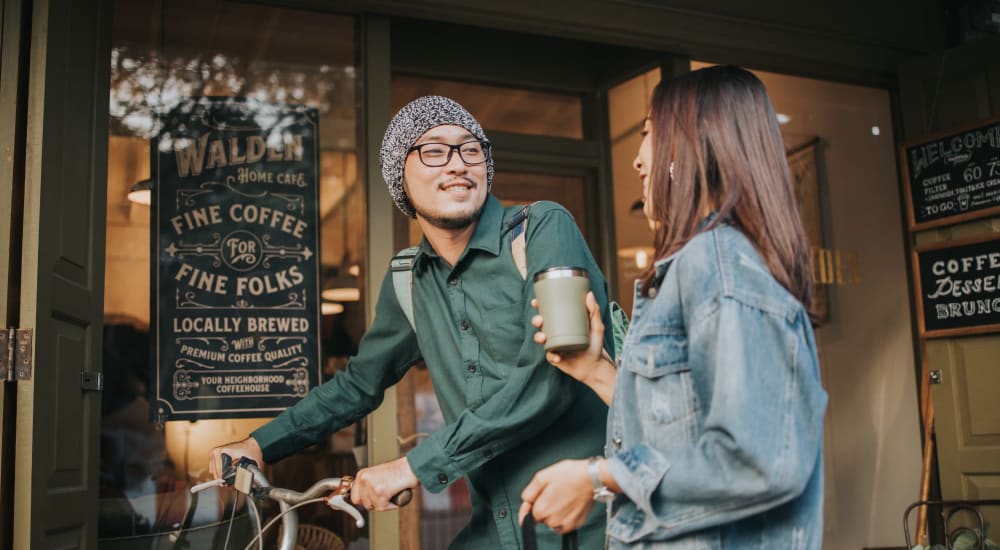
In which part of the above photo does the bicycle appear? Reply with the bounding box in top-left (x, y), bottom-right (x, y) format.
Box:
top-left (183, 455), bottom-right (412, 550)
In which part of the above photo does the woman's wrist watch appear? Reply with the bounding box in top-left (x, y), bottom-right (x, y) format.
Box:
top-left (587, 456), bottom-right (615, 503)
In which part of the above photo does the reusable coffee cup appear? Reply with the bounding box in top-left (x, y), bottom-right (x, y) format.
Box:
top-left (533, 266), bottom-right (590, 352)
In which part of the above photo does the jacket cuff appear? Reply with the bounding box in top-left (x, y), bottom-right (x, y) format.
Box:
top-left (606, 444), bottom-right (671, 515)
top-left (406, 436), bottom-right (462, 494)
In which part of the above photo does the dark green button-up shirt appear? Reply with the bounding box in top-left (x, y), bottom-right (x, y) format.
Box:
top-left (253, 195), bottom-right (612, 549)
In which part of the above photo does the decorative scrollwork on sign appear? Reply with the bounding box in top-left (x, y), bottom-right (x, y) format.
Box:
top-left (272, 357), bottom-right (309, 370)
top-left (257, 336), bottom-right (308, 351)
top-left (272, 193), bottom-right (305, 211)
top-left (178, 289), bottom-right (306, 310)
top-left (287, 368), bottom-right (310, 396)
top-left (173, 370), bottom-right (200, 400)
top-left (176, 358), bottom-right (216, 370)
top-left (164, 234), bottom-right (224, 267)
top-left (259, 234), bottom-right (314, 268)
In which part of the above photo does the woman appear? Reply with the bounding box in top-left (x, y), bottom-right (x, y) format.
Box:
top-left (518, 65), bottom-right (827, 549)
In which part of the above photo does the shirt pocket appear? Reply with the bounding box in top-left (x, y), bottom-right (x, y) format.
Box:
top-left (621, 329), bottom-right (699, 438)
top-left (480, 301), bottom-right (525, 364)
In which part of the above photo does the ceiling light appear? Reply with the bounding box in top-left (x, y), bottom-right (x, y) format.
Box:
top-left (128, 178), bottom-right (153, 206)
top-left (321, 287), bottom-right (360, 302)
top-left (321, 302), bottom-right (344, 316)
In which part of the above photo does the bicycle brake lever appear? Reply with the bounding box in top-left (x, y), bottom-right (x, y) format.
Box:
top-left (220, 454), bottom-right (259, 487)
top-left (326, 493), bottom-right (366, 528)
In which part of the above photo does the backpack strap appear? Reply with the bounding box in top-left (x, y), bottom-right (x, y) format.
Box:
top-left (390, 246), bottom-right (420, 331)
top-left (505, 203), bottom-right (535, 281)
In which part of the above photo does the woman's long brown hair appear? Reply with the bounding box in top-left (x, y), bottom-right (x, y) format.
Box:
top-left (640, 65), bottom-right (815, 319)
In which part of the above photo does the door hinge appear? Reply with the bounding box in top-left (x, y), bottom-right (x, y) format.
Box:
top-left (0, 328), bottom-right (33, 382)
top-left (80, 371), bottom-right (103, 392)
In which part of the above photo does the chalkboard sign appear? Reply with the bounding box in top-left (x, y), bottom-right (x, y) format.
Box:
top-left (913, 235), bottom-right (1000, 338)
top-left (900, 116), bottom-right (1000, 231)
top-left (151, 97), bottom-right (322, 421)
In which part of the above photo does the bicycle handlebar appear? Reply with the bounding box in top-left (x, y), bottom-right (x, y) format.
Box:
top-left (189, 454), bottom-right (413, 550)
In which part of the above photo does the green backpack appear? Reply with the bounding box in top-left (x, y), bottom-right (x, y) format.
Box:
top-left (389, 203), bottom-right (630, 358)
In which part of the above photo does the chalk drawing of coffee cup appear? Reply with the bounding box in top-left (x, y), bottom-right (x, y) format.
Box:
top-left (958, 193), bottom-right (970, 211)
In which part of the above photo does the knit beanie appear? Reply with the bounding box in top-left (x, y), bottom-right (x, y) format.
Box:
top-left (380, 96), bottom-right (494, 218)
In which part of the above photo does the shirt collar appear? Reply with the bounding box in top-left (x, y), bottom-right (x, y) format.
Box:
top-left (415, 194), bottom-right (504, 264)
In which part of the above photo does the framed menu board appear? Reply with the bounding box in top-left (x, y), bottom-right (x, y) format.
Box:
top-left (900, 116), bottom-right (1000, 231)
top-left (912, 234), bottom-right (1000, 338)
top-left (151, 97), bottom-right (322, 421)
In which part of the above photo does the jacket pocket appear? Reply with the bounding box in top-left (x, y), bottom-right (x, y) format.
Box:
top-left (620, 330), bottom-right (698, 433)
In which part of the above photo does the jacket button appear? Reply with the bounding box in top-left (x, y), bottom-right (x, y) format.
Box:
top-left (448, 277), bottom-right (458, 286)
top-left (497, 509), bottom-right (507, 519)
top-left (648, 287), bottom-right (658, 298)
top-left (467, 363), bottom-right (477, 373)
top-left (437, 473), bottom-right (448, 484)
top-left (484, 449), bottom-right (494, 459)
top-left (459, 320), bottom-right (469, 331)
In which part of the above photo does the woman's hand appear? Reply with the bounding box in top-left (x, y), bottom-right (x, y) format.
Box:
top-left (518, 459), bottom-right (595, 535)
top-left (533, 292), bottom-right (616, 403)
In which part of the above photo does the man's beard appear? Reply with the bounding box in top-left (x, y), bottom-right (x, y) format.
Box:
top-left (414, 201), bottom-right (485, 230)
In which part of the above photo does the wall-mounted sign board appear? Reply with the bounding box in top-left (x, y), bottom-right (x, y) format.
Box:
top-left (151, 97), bottom-right (322, 421)
top-left (913, 234), bottom-right (1000, 339)
top-left (900, 116), bottom-right (1000, 231)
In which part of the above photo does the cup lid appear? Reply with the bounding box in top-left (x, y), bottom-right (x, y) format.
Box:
top-left (533, 266), bottom-right (588, 282)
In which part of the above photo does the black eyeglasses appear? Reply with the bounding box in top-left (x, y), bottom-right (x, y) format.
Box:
top-left (408, 140), bottom-right (491, 167)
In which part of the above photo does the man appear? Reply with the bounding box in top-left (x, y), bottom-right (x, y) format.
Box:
top-left (210, 96), bottom-right (613, 549)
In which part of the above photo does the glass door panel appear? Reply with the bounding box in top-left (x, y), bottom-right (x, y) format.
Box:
top-left (103, 2), bottom-right (366, 547)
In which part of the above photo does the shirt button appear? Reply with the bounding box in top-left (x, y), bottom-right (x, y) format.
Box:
top-left (497, 509), bottom-right (507, 519)
top-left (437, 473), bottom-right (448, 485)
top-left (467, 363), bottom-right (477, 373)
top-left (612, 436), bottom-right (623, 449)
top-left (459, 320), bottom-right (469, 331)
top-left (448, 278), bottom-right (458, 286)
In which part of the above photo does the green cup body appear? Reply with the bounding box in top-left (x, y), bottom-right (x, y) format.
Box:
top-left (533, 267), bottom-right (590, 352)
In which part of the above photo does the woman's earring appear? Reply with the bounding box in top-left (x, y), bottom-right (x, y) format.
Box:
top-left (669, 161), bottom-right (675, 183)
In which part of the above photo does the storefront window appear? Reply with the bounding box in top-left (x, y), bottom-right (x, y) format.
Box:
top-left (607, 68), bottom-right (659, 314)
top-left (102, 2), bottom-right (365, 547)
top-left (393, 75), bottom-right (585, 139)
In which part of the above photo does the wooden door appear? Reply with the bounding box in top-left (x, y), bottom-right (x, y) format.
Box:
top-left (12, 0), bottom-right (111, 547)
top-left (0, 0), bottom-right (26, 541)
top-left (897, 33), bottom-right (1000, 531)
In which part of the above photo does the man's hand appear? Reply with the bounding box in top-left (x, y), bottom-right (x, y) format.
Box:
top-left (209, 437), bottom-right (263, 480)
top-left (518, 459), bottom-right (595, 535)
top-left (350, 456), bottom-right (419, 512)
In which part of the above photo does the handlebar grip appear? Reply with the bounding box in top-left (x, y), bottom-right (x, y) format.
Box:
top-left (390, 489), bottom-right (413, 507)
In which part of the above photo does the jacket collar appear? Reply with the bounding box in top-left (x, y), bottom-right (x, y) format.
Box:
top-left (651, 211), bottom-right (725, 281)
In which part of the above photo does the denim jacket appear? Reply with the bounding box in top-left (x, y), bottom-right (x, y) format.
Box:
top-left (604, 223), bottom-right (827, 549)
